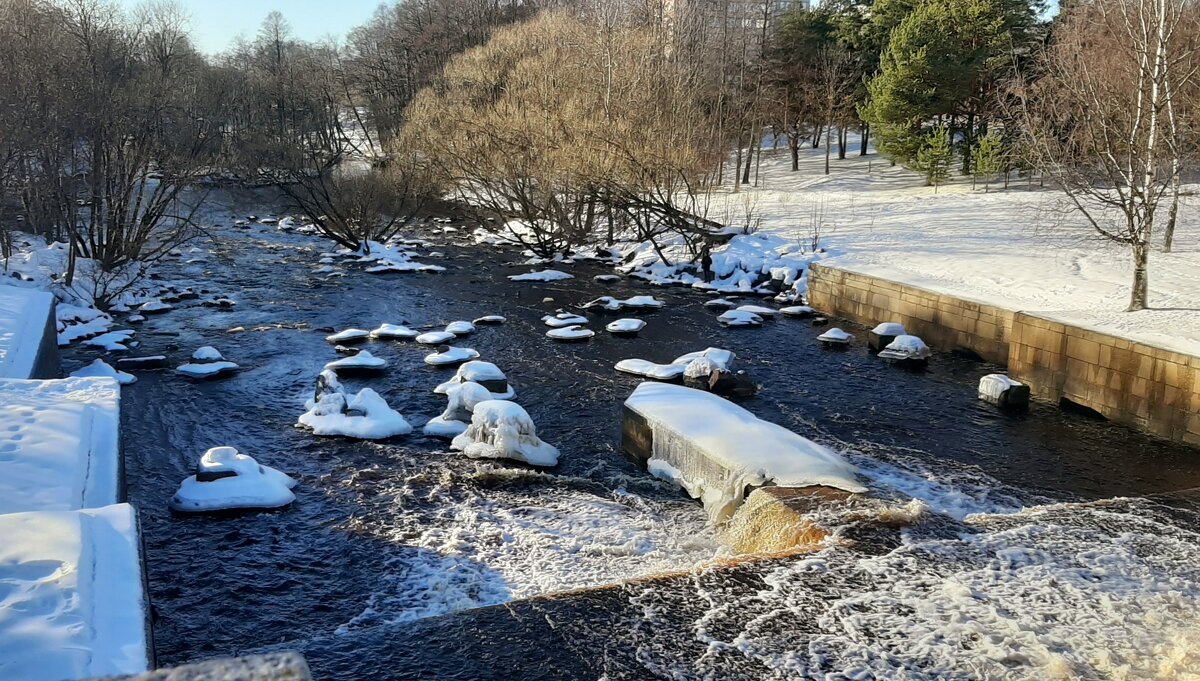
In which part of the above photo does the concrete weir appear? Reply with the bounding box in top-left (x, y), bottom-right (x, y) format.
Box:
top-left (808, 263), bottom-right (1200, 446)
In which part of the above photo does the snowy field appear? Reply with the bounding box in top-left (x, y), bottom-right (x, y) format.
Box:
top-left (708, 141), bottom-right (1200, 355)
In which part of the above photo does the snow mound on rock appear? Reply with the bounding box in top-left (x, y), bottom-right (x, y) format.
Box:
top-left (450, 400), bottom-right (559, 466)
top-left (169, 446), bottom-right (297, 512)
top-left (298, 385), bottom-right (412, 439)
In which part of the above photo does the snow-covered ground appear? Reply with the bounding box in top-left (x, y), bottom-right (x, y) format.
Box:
top-left (706, 141), bottom-right (1200, 355)
top-left (0, 286), bottom-right (54, 379)
top-left (0, 377), bottom-right (122, 515)
top-left (0, 503), bottom-right (148, 681)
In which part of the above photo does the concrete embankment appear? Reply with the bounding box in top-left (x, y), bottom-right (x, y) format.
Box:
top-left (808, 263), bottom-right (1200, 446)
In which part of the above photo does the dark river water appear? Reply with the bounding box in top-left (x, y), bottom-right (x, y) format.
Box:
top-left (63, 189), bottom-right (1200, 680)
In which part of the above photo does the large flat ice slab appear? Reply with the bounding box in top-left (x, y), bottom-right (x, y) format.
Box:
top-left (0, 503), bottom-right (150, 681)
top-left (623, 382), bottom-right (866, 522)
top-left (0, 285), bottom-right (56, 379)
top-left (0, 377), bottom-right (122, 514)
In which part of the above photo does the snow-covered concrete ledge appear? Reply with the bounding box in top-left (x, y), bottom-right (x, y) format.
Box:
top-left (0, 285), bottom-right (60, 379)
top-left (81, 652), bottom-right (312, 681)
top-left (0, 377), bottom-right (123, 514)
top-left (0, 503), bottom-right (150, 681)
top-left (622, 383), bottom-right (866, 528)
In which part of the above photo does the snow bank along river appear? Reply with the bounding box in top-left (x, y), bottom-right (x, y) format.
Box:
top-left (61, 192), bottom-right (1200, 680)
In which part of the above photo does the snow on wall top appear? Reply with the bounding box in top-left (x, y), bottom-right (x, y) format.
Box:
top-left (0, 377), bottom-right (122, 514)
top-left (625, 382), bottom-right (866, 521)
top-left (0, 503), bottom-right (149, 681)
top-left (0, 285), bottom-right (54, 379)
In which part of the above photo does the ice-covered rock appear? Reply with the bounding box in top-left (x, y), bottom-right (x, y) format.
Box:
top-left (818, 327), bottom-right (854, 345)
top-left (624, 382), bottom-right (866, 522)
top-left (176, 361), bottom-right (240, 379)
top-left (139, 299), bottom-right (173, 314)
top-left (445, 321), bottom-right (475, 336)
top-left (606, 318), bottom-right (646, 336)
top-left (84, 329), bottom-right (135, 352)
top-left (583, 295), bottom-right (663, 311)
top-left (423, 381), bottom-right (492, 438)
top-left (878, 334), bottom-right (931, 362)
top-left (978, 374), bottom-right (1031, 408)
top-left (324, 350), bottom-right (387, 373)
top-left (71, 359), bottom-right (136, 385)
top-left (326, 328), bottom-right (370, 343)
top-left (473, 315), bottom-right (506, 325)
top-left (779, 305), bottom-right (816, 318)
top-left (508, 269), bottom-right (574, 282)
top-left (677, 347), bottom-right (735, 379)
top-left (416, 330), bottom-right (456, 345)
top-left (582, 296), bottom-right (623, 311)
top-left (169, 446), bottom-right (297, 513)
top-left (298, 384), bottom-right (412, 439)
top-left (370, 323), bottom-right (419, 340)
top-left (615, 359), bottom-right (687, 380)
top-left (717, 310), bottom-right (762, 327)
top-left (191, 346), bottom-right (223, 361)
top-left (433, 360), bottom-right (513, 398)
top-left (622, 295), bottom-right (664, 309)
top-left (450, 400), bottom-right (559, 466)
top-left (546, 325), bottom-right (594, 341)
top-left (542, 313), bottom-right (589, 328)
top-left (869, 322), bottom-right (908, 351)
top-left (425, 346), bottom-right (480, 366)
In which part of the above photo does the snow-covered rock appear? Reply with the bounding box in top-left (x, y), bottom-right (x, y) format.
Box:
top-left (878, 334), bottom-right (931, 361)
top-left (583, 295), bottom-right (664, 311)
top-left (676, 348), bottom-right (735, 379)
top-left (138, 299), bottom-right (172, 314)
top-left (872, 322), bottom-right (907, 336)
top-left (546, 325), bottom-right (594, 341)
top-left (370, 323), bottom-right (419, 340)
top-left (71, 359), bottom-right (136, 385)
top-left (169, 446), bottom-right (297, 513)
top-left (433, 360), bottom-right (513, 398)
top-left (735, 304), bottom-right (777, 317)
top-left (324, 350), bottom-right (387, 373)
top-left (0, 503), bottom-right (149, 680)
top-left (191, 346), bottom-right (223, 361)
top-left (450, 400), bottom-right (559, 466)
top-left (606, 318), bottom-right (646, 336)
top-left (423, 381), bottom-right (492, 438)
top-left (416, 330), bottom-right (456, 345)
top-left (508, 269), bottom-right (574, 282)
top-left (624, 382), bottom-right (866, 522)
top-left (780, 305), bottom-right (816, 318)
top-left (176, 361), bottom-right (240, 379)
top-left (978, 373), bottom-right (1031, 408)
top-left (542, 313), bottom-right (589, 328)
top-left (298, 383), bottom-right (412, 439)
top-left (473, 315), bottom-right (506, 325)
top-left (425, 346), bottom-right (480, 366)
top-left (593, 274), bottom-right (621, 283)
top-left (717, 310), bottom-right (762, 327)
top-left (84, 329), bottom-right (135, 352)
top-left (445, 321), bottom-right (476, 336)
top-left (704, 298), bottom-right (738, 309)
top-left (818, 327), bottom-right (854, 345)
top-left (614, 359), bottom-right (687, 381)
top-left (326, 328), bottom-right (370, 343)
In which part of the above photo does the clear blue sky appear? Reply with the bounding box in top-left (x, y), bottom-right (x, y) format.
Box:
top-left (111, 0), bottom-right (386, 55)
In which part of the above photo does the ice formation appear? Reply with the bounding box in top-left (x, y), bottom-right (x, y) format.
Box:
top-left (979, 374), bottom-right (1024, 401)
top-left (416, 330), bottom-right (456, 345)
top-left (508, 270), bottom-right (574, 282)
top-left (326, 328), bottom-right (370, 343)
top-left (546, 325), bottom-right (594, 341)
top-left (191, 346), bottom-right (223, 361)
top-left (878, 334), bottom-right (932, 361)
top-left (583, 295), bottom-right (664, 311)
top-left (169, 446), bottom-right (297, 512)
top-left (450, 400), bottom-right (559, 466)
top-left (473, 315), bottom-right (506, 325)
top-left (370, 323), bottom-right (419, 340)
top-left (433, 361), bottom-right (513, 398)
top-left (298, 373), bottom-right (412, 439)
top-left (625, 382), bottom-right (867, 522)
top-left (423, 381), bottom-right (492, 438)
top-left (614, 348), bottom-right (734, 381)
top-left (717, 310), bottom-right (763, 327)
top-left (424, 346), bottom-right (480, 366)
top-left (71, 359), bottom-right (136, 385)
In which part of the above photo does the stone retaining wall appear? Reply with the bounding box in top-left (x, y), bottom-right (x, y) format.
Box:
top-left (807, 263), bottom-right (1014, 364)
top-left (1009, 312), bottom-right (1200, 445)
top-left (808, 263), bottom-right (1200, 446)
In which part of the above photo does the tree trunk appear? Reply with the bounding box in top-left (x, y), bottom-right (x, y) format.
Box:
top-left (790, 134), bottom-right (800, 171)
top-left (741, 126), bottom-right (754, 186)
top-left (1163, 161), bottom-right (1181, 252)
top-left (860, 123), bottom-right (869, 156)
top-left (1128, 242), bottom-right (1149, 311)
top-left (837, 126), bottom-right (847, 160)
top-left (824, 125), bottom-right (831, 175)
top-left (811, 122), bottom-right (821, 149)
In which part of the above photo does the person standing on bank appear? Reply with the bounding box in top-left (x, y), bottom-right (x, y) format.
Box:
top-left (700, 245), bottom-right (713, 283)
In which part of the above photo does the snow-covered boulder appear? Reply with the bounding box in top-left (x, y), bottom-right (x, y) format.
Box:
top-left (606, 318), bottom-right (646, 337)
top-left (326, 328), bottom-right (370, 344)
top-left (623, 382), bottom-right (866, 522)
top-left (735, 304), bottom-right (777, 317)
top-left (509, 269), bottom-right (574, 282)
top-left (473, 315), bottom-right (506, 325)
top-left (779, 305), bottom-right (816, 318)
top-left (978, 374), bottom-right (1031, 408)
top-left (324, 350), bottom-right (387, 374)
top-left (547, 325), bottom-right (594, 342)
top-left (878, 334), bottom-right (931, 363)
top-left (176, 361), bottom-right (240, 379)
top-left (717, 310), bottom-right (762, 327)
top-left (298, 383), bottom-right (412, 439)
top-left (191, 346), bottom-right (223, 361)
top-left (370, 323), bottom-right (419, 340)
top-left (614, 359), bottom-right (687, 381)
top-left (425, 346), bottom-right (480, 366)
top-left (445, 321), bottom-right (475, 336)
top-left (416, 330), bottom-right (456, 345)
top-left (622, 295), bottom-right (664, 309)
top-left (423, 381), bottom-right (492, 438)
top-left (818, 327), bottom-right (853, 346)
top-left (433, 360), bottom-right (512, 397)
top-left (676, 347), bottom-right (735, 379)
top-left (84, 330), bottom-right (135, 352)
top-left (450, 400), bottom-right (559, 466)
top-left (169, 446), bottom-right (297, 513)
top-left (71, 359), bottom-right (136, 385)
top-left (869, 322), bottom-right (908, 351)
top-left (704, 298), bottom-right (737, 309)
top-left (542, 313), bottom-right (589, 328)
